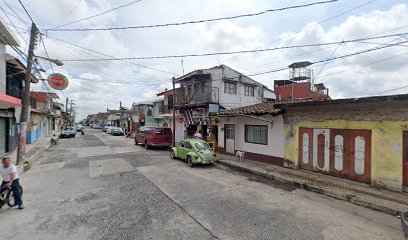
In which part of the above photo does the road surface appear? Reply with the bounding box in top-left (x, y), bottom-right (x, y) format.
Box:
top-left (0, 128), bottom-right (403, 240)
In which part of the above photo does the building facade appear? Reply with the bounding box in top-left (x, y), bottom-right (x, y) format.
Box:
top-left (278, 95), bottom-right (408, 192)
top-left (174, 64), bottom-right (276, 147)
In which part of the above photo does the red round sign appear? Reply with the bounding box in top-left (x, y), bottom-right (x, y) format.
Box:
top-left (47, 73), bottom-right (69, 90)
top-left (178, 118), bottom-right (184, 123)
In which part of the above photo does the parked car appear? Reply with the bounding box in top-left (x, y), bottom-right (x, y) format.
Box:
top-left (402, 209), bottom-right (408, 239)
top-left (102, 125), bottom-right (111, 132)
top-left (92, 124), bottom-right (102, 129)
top-left (111, 127), bottom-right (124, 136)
top-left (106, 127), bottom-right (113, 134)
top-left (170, 139), bottom-right (216, 167)
top-left (61, 126), bottom-right (76, 138)
top-left (134, 126), bottom-right (172, 149)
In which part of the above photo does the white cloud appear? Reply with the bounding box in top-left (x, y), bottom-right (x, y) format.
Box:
top-left (2, 0), bottom-right (408, 119)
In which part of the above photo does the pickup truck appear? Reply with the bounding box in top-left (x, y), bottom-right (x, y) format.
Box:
top-left (61, 126), bottom-right (76, 138)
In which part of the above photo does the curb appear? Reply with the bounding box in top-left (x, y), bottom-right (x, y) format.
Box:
top-left (217, 159), bottom-right (404, 216)
top-left (17, 143), bottom-right (51, 175)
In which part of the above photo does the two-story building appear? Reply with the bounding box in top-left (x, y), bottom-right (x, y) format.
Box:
top-left (174, 64), bottom-right (276, 148)
top-left (0, 21), bottom-right (21, 156)
top-left (29, 92), bottom-right (59, 143)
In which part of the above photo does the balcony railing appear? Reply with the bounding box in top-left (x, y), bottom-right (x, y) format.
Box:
top-left (158, 105), bottom-right (173, 114)
top-left (175, 86), bottom-right (219, 106)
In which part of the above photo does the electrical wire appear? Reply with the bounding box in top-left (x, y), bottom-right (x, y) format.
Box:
top-left (53, 0), bottom-right (83, 28)
top-left (248, 39), bottom-right (408, 77)
top-left (52, 0), bottom-right (143, 29)
top-left (44, 35), bottom-right (178, 76)
top-left (17, 0), bottom-right (34, 23)
top-left (203, 0), bottom-right (377, 68)
top-left (47, 0), bottom-right (338, 32)
top-left (54, 32), bottom-right (408, 61)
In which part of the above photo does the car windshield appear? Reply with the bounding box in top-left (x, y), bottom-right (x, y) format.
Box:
top-left (195, 142), bottom-right (210, 150)
top-left (63, 127), bottom-right (73, 130)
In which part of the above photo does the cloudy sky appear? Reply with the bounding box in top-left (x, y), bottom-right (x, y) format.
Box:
top-left (1, 0), bottom-right (408, 120)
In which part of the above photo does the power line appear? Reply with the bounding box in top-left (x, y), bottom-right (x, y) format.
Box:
top-left (51, 0), bottom-right (143, 29)
top-left (47, 0), bottom-right (338, 32)
top-left (202, 0), bottom-right (377, 68)
top-left (17, 0), bottom-right (34, 23)
top-left (53, 0), bottom-right (84, 28)
top-left (44, 34), bottom-right (178, 75)
top-left (54, 32), bottom-right (408, 61)
top-left (318, 51), bottom-right (408, 81)
top-left (248, 40), bottom-right (408, 77)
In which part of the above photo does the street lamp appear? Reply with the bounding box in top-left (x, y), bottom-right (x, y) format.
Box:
top-left (35, 56), bottom-right (64, 66)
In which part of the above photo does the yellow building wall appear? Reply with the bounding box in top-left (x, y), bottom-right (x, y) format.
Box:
top-left (284, 120), bottom-right (407, 191)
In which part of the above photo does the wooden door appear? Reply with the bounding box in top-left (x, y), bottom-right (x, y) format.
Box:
top-left (403, 131), bottom-right (408, 191)
top-left (299, 128), bottom-right (313, 170)
top-left (348, 130), bottom-right (371, 183)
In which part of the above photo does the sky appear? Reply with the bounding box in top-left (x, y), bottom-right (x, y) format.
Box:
top-left (1, 0), bottom-right (408, 120)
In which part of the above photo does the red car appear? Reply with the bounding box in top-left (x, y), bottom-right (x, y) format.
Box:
top-left (135, 126), bottom-right (172, 149)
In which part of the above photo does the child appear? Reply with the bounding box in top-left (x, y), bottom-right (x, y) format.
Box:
top-left (51, 134), bottom-right (58, 145)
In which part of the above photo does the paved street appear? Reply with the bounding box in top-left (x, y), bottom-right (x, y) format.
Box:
top-left (0, 128), bottom-right (403, 240)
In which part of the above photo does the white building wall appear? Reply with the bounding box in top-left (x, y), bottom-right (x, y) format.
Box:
top-left (209, 66), bottom-right (266, 109)
top-left (217, 114), bottom-right (284, 158)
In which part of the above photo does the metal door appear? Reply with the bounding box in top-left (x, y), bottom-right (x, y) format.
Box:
top-left (403, 131), bottom-right (408, 192)
top-left (329, 129), bottom-right (349, 178)
top-left (348, 130), bottom-right (371, 183)
top-left (313, 129), bottom-right (330, 172)
top-left (224, 124), bottom-right (235, 154)
top-left (299, 128), bottom-right (313, 170)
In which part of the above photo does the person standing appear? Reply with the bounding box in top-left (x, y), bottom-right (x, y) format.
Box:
top-left (0, 157), bottom-right (24, 209)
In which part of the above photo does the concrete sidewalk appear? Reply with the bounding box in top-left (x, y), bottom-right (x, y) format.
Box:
top-left (6, 137), bottom-right (52, 174)
top-left (217, 154), bottom-right (408, 216)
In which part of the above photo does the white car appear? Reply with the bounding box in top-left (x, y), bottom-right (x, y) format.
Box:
top-left (61, 126), bottom-right (76, 138)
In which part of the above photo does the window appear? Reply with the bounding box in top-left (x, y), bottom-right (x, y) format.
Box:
top-left (225, 125), bottom-right (235, 139)
top-left (224, 82), bottom-right (237, 94)
top-left (147, 106), bottom-right (153, 116)
top-left (245, 125), bottom-right (268, 145)
top-left (195, 142), bottom-right (210, 150)
top-left (185, 142), bottom-right (192, 149)
top-left (155, 128), bottom-right (163, 135)
top-left (164, 128), bottom-right (172, 135)
top-left (179, 141), bottom-right (184, 147)
top-left (244, 85), bottom-right (255, 96)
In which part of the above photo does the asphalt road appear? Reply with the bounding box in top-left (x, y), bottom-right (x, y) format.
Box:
top-left (0, 128), bottom-right (403, 240)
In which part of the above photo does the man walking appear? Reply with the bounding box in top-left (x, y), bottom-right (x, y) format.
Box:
top-left (0, 157), bottom-right (24, 209)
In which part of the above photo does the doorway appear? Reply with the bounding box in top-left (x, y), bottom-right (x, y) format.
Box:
top-left (224, 124), bottom-right (235, 154)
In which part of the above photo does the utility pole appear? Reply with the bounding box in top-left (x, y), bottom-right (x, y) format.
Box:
top-left (17, 23), bottom-right (38, 166)
top-left (172, 77), bottom-right (176, 147)
top-left (119, 101), bottom-right (122, 128)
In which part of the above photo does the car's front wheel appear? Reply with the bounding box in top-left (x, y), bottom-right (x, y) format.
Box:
top-left (187, 156), bottom-right (194, 167)
top-left (135, 138), bottom-right (139, 145)
top-left (170, 150), bottom-right (176, 159)
top-left (144, 142), bottom-right (149, 150)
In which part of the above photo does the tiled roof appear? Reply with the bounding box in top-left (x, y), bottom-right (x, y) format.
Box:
top-left (213, 103), bottom-right (281, 116)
